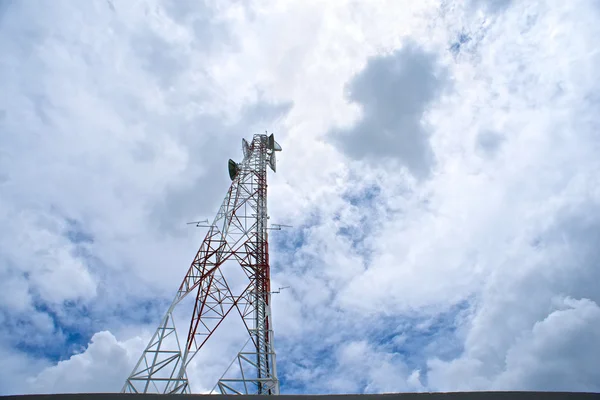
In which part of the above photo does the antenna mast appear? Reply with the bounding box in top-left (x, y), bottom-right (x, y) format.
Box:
top-left (122, 133), bottom-right (283, 395)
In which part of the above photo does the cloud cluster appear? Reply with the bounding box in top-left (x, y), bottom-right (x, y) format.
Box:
top-left (1, 0), bottom-right (600, 395)
top-left (331, 42), bottom-right (448, 178)
top-left (28, 332), bottom-right (145, 393)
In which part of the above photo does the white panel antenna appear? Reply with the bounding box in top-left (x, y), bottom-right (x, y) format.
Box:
top-left (242, 138), bottom-right (251, 159)
top-left (269, 151), bottom-right (276, 172)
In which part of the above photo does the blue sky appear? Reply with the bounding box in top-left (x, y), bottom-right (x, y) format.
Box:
top-left (1, 0), bottom-right (600, 395)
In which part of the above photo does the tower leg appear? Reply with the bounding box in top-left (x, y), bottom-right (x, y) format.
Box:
top-left (123, 310), bottom-right (189, 394)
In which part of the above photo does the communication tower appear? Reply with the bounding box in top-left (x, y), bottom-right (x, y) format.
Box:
top-left (122, 133), bottom-right (283, 395)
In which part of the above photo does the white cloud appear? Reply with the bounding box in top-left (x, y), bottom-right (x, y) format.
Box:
top-left (0, 344), bottom-right (50, 395)
top-left (27, 331), bottom-right (145, 394)
top-left (496, 297), bottom-right (600, 391)
top-left (429, 297), bottom-right (600, 392)
top-left (2, 0), bottom-right (600, 395)
top-left (332, 340), bottom-right (424, 394)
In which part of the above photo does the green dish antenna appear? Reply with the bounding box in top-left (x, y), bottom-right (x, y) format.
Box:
top-left (228, 159), bottom-right (239, 181)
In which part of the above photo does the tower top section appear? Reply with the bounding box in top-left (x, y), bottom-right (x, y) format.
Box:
top-left (228, 133), bottom-right (282, 180)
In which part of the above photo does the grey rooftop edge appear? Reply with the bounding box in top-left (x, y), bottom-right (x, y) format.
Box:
top-left (1, 393), bottom-right (599, 400)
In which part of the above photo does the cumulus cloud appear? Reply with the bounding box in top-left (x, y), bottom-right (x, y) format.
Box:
top-left (328, 340), bottom-right (423, 394)
top-left (429, 298), bottom-right (600, 392)
top-left (27, 331), bottom-right (145, 394)
top-left (2, 0), bottom-right (600, 396)
top-left (497, 298), bottom-right (600, 391)
top-left (0, 347), bottom-right (49, 394)
top-left (331, 42), bottom-right (448, 179)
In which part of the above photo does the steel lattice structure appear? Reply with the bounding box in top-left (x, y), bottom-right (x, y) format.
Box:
top-left (122, 133), bottom-right (282, 395)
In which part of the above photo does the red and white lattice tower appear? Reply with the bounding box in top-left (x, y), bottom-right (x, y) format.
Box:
top-left (123, 133), bottom-right (282, 395)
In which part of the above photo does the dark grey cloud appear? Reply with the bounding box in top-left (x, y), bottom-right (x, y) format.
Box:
top-left (331, 42), bottom-right (448, 179)
top-left (469, 0), bottom-right (513, 13)
top-left (476, 130), bottom-right (505, 156)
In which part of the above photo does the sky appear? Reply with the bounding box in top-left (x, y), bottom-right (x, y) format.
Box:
top-left (1, 0), bottom-right (600, 395)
